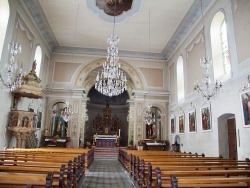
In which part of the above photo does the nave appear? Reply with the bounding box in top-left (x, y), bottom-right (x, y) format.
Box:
top-left (80, 158), bottom-right (135, 188)
top-left (0, 147), bottom-right (250, 187)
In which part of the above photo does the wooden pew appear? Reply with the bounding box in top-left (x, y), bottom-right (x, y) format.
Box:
top-left (119, 149), bottom-right (250, 188)
top-left (168, 174), bottom-right (250, 188)
top-left (144, 159), bottom-right (250, 188)
top-left (0, 171), bottom-right (55, 188)
top-left (5, 147), bottom-right (94, 168)
top-left (0, 148), bottom-right (87, 188)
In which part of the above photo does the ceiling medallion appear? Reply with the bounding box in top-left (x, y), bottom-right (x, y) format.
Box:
top-left (96, 0), bottom-right (133, 16)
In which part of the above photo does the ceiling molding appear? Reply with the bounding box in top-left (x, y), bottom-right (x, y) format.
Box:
top-left (23, 0), bottom-right (58, 50)
top-left (22, 0), bottom-right (213, 61)
top-left (161, 0), bottom-right (213, 60)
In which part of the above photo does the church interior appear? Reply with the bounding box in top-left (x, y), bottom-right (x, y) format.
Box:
top-left (0, 0), bottom-right (250, 187)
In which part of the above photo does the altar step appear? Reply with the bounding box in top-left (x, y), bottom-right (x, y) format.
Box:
top-left (94, 147), bottom-right (120, 159)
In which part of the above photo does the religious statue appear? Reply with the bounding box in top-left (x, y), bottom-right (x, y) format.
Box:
top-left (53, 111), bottom-right (66, 137)
top-left (31, 60), bottom-right (37, 73)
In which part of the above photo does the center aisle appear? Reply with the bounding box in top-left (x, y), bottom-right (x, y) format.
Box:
top-left (80, 148), bottom-right (135, 188)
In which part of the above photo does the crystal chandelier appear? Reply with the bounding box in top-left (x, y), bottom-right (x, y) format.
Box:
top-left (95, 1), bottom-right (127, 97)
top-left (193, 0), bottom-right (222, 103)
top-left (143, 105), bottom-right (155, 125)
top-left (194, 57), bottom-right (222, 102)
top-left (0, 42), bottom-right (25, 92)
top-left (61, 101), bottom-right (72, 122)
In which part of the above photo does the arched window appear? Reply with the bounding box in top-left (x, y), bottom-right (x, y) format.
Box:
top-left (34, 45), bottom-right (42, 77)
top-left (210, 11), bottom-right (231, 82)
top-left (0, 0), bottom-right (10, 61)
top-left (177, 56), bottom-right (184, 103)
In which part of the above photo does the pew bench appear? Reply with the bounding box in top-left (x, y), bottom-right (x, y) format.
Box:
top-left (167, 174), bottom-right (250, 188)
top-left (0, 172), bottom-right (56, 188)
top-left (154, 169), bottom-right (250, 188)
top-left (0, 151), bottom-right (86, 188)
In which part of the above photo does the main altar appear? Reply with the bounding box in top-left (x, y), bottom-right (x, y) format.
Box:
top-left (94, 134), bottom-right (120, 147)
top-left (89, 104), bottom-right (121, 147)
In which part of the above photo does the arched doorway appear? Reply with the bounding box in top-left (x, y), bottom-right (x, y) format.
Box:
top-left (85, 86), bottom-right (129, 147)
top-left (218, 113), bottom-right (238, 159)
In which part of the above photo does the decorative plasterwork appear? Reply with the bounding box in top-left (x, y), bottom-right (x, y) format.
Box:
top-left (186, 32), bottom-right (203, 59)
top-left (22, 0), bottom-right (58, 50)
top-left (16, 14), bottom-right (34, 48)
top-left (74, 58), bottom-right (143, 91)
top-left (162, 0), bottom-right (213, 60)
top-left (54, 47), bottom-right (165, 60)
top-left (95, 0), bottom-right (133, 16)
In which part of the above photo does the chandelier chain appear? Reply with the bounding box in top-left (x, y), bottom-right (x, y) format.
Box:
top-left (95, 1), bottom-right (127, 97)
top-left (193, 0), bottom-right (222, 104)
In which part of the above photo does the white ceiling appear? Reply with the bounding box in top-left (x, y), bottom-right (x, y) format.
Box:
top-left (22, 0), bottom-right (212, 60)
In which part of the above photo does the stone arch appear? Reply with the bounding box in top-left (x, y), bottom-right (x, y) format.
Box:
top-left (142, 104), bottom-right (168, 140)
top-left (72, 58), bottom-right (143, 98)
top-left (45, 99), bottom-right (71, 135)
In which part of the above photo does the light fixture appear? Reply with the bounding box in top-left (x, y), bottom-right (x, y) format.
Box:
top-left (0, 42), bottom-right (25, 92)
top-left (95, 1), bottom-right (127, 97)
top-left (194, 0), bottom-right (222, 103)
top-left (61, 101), bottom-right (72, 122)
top-left (239, 75), bottom-right (250, 93)
top-left (144, 105), bottom-right (155, 125)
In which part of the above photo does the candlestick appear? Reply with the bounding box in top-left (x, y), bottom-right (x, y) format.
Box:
top-left (118, 129), bottom-right (121, 137)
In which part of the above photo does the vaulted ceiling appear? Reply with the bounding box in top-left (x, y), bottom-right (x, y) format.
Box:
top-left (22, 0), bottom-right (212, 60)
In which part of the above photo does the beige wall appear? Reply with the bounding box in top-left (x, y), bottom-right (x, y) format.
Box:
top-left (139, 67), bottom-right (163, 87)
top-left (54, 62), bottom-right (80, 82)
top-left (232, 0), bottom-right (250, 64)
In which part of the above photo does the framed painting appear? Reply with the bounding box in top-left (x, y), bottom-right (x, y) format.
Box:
top-left (170, 114), bottom-right (175, 134)
top-left (240, 91), bottom-right (250, 127)
top-left (200, 104), bottom-right (212, 131)
top-left (178, 114), bottom-right (184, 134)
top-left (188, 108), bottom-right (196, 133)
